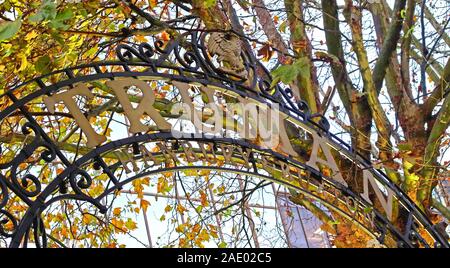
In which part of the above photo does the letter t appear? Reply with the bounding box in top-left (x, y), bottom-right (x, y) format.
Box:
top-left (43, 84), bottom-right (107, 148)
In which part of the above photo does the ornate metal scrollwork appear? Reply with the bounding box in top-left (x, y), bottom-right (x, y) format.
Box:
top-left (0, 210), bottom-right (17, 238)
top-left (0, 177), bottom-right (8, 210)
top-left (68, 169), bottom-right (107, 213)
top-left (0, 122), bottom-right (57, 200)
top-left (0, 28), bottom-right (446, 248)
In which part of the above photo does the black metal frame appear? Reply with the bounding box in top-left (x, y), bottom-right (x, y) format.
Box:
top-left (0, 30), bottom-right (447, 248)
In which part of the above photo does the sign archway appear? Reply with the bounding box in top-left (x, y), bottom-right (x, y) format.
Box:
top-left (0, 31), bottom-right (447, 248)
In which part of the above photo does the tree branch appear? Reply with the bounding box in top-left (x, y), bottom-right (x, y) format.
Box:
top-left (371, 0), bottom-right (407, 93)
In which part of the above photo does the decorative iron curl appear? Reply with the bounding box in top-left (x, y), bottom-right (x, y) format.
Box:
top-left (258, 79), bottom-right (275, 94)
top-left (69, 169), bottom-right (93, 195)
top-left (174, 47), bottom-right (200, 71)
top-left (153, 39), bottom-right (168, 54)
top-left (295, 100), bottom-right (330, 132)
top-left (137, 42), bottom-right (156, 62)
top-left (68, 169), bottom-right (107, 213)
top-left (6, 123), bottom-right (57, 198)
top-left (116, 43), bottom-right (153, 64)
top-left (0, 210), bottom-right (17, 238)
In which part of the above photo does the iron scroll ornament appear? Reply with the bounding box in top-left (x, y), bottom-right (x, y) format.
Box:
top-left (0, 30), bottom-right (447, 248)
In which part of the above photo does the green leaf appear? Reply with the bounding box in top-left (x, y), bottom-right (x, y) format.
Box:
top-left (35, 55), bottom-right (51, 74)
top-left (29, 0), bottom-right (57, 22)
top-left (195, 205), bottom-right (203, 213)
top-left (204, 0), bottom-right (217, 8)
top-left (363, 207), bottom-right (373, 214)
top-left (0, 19), bottom-right (22, 41)
top-left (49, 8), bottom-right (73, 30)
top-left (397, 142), bottom-right (413, 152)
top-left (55, 9), bottom-right (73, 21)
top-left (218, 241), bottom-right (227, 248)
top-left (85, 46), bottom-right (98, 57)
top-left (270, 57), bottom-right (310, 87)
top-left (279, 20), bottom-right (287, 33)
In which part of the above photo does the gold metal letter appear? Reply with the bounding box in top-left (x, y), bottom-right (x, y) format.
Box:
top-left (43, 84), bottom-right (106, 148)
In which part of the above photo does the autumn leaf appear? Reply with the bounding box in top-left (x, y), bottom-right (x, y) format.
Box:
top-left (160, 31), bottom-right (170, 42)
top-left (177, 203), bottom-right (187, 215)
top-left (113, 207), bottom-right (122, 216)
top-left (125, 218), bottom-right (137, 230)
top-left (148, 0), bottom-right (158, 9)
top-left (24, 30), bottom-right (38, 41)
top-left (134, 35), bottom-right (148, 42)
top-left (16, 53), bottom-right (28, 72)
top-left (199, 190), bottom-right (209, 206)
top-left (192, 223), bottom-right (201, 233)
top-left (204, 0), bottom-right (217, 8)
top-left (273, 15), bottom-right (279, 25)
top-left (279, 20), bottom-right (287, 33)
top-left (257, 43), bottom-right (274, 62)
top-left (164, 205), bottom-right (172, 213)
top-left (132, 179), bottom-right (144, 198)
top-left (140, 198), bottom-right (150, 212)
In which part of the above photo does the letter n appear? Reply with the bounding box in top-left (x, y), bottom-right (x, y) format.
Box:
top-left (361, 170), bottom-right (393, 220)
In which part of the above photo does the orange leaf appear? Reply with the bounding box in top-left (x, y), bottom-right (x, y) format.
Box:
top-left (177, 203), bottom-right (187, 215)
top-left (199, 190), bottom-right (209, 206)
top-left (148, 0), bottom-right (158, 9)
top-left (140, 198), bottom-right (150, 212)
top-left (273, 15), bottom-right (279, 25)
top-left (113, 207), bottom-right (121, 216)
top-left (160, 31), bottom-right (170, 42)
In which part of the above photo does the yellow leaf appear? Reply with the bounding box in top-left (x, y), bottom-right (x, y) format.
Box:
top-left (175, 224), bottom-right (185, 233)
top-left (25, 31), bottom-right (38, 41)
top-left (210, 230), bottom-right (218, 239)
top-left (134, 35), bottom-right (147, 42)
top-left (199, 229), bottom-right (210, 241)
top-left (132, 179), bottom-right (144, 198)
top-left (111, 218), bottom-right (125, 233)
top-left (177, 203), bottom-right (187, 215)
top-left (192, 223), bottom-right (201, 233)
top-left (17, 53), bottom-right (28, 72)
top-left (161, 84), bottom-right (171, 91)
top-left (164, 205), bottom-right (172, 213)
top-left (125, 218), bottom-right (137, 230)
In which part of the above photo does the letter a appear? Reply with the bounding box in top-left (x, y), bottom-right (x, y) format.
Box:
top-left (306, 131), bottom-right (348, 187)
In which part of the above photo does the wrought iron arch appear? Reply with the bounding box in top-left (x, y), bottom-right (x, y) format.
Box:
top-left (0, 30), bottom-right (448, 248)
